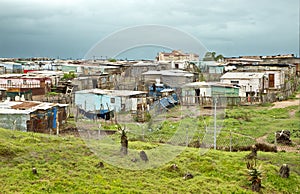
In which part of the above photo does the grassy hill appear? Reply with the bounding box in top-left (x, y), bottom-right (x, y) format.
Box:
top-left (1, 126), bottom-right (299, 193)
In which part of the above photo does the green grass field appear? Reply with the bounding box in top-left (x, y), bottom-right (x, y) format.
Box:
top-left (1, 125), bottom-right (299, 193)
top-left (1, 100), bottom-right (300, 193)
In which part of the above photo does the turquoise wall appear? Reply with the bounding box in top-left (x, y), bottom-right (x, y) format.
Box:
top-left (211, 86), bottom-right (239, 97)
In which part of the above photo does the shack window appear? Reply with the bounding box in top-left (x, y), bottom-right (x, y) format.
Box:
top-left (7, 80), bottom-right (11, 85)
top-left (111, 98), bottom-right (115, 103)
top-left (231, 80), bottom-right (239, 84)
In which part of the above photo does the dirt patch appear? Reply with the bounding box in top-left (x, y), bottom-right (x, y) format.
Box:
top-left (256, 133), bottom-right (300, 153)
top-left (270, 94), bottom-right (300, 109)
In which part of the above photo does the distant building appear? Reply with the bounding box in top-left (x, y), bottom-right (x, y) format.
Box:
top-left (224, 54), bottom-right (300, 76)
top-left (126, 61), bottom-right (171, 77)
top-left (261, 54), bottom-right (300, 76)
top-left (197, 52), bottom-right (225, 81)
top-left (0, 74), bottom-right (52, 100)
top-left (142, 69), bottom-right (195, 88)
top-left (157, 50), bottom-right (199, 62)
top-left (0, 62), bottom-right (23, 74)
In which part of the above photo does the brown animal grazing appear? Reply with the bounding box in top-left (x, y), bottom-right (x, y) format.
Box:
top-left (139, 151), bottom-right (148, 162)
top-left (279, 164), bottom-right (289, 178)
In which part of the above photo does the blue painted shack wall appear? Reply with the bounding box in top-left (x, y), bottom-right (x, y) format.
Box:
top-left (75, 91), bottom-right (122, 112)
top-left (98, 94), bottom-right (122, 112)
top-left (52, 107), bottom-right (57, 129)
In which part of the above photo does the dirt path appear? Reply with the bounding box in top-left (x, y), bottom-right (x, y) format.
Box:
top-left (256, 133), bottom-right (300, 153)
top-left (270, 94), bottom-right (300, 109)
top-left (257, 94), bottom-right (300, 153)
top-left (256, 134), bottom-right (272, 146)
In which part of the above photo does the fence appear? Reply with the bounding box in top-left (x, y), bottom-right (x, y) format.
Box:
top-left (124, 129), bottom-right (298, 153)
top-left (180, 94), bottom-right (281, 107)
top-left (69, 115), bottom-right (299, 153)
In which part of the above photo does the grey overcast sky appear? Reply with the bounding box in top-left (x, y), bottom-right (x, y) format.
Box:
top-left (0, 0), bottom-right (299, 59)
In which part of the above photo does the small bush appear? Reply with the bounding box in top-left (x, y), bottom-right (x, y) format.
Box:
top-left (108, 58), bottom-right (117, 62)
top-left (62, 72), bottom-right (76, 80)
top-left (46, 92), bottom-right (59, 96)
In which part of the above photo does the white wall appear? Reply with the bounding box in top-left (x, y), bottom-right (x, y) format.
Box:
top-left (221, 78), bottom-right (261, 97)
top-left (199, 87), bottom-right (212, 97)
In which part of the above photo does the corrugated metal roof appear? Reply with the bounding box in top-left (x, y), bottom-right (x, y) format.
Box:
top-left (76, 89), bottom-right (147, 97)
top-left (142, 70), bottom-right (194, 77)
top-left (0, 101), bottom-right (68, 114)
top-left (0, 101), bottom-right (22, 109)
top-left (11, 102), bottom-right (40, 109)
top-left (220, 72), bottom-right (265, 79)
top-left (133, 62), bottom-right (158, 67)
top-left (0, 73), bottom-right (51, 79)
top-left (184, 82), bottom-right (237, 89)
top-left (0, 109), bottom-right (32, 114)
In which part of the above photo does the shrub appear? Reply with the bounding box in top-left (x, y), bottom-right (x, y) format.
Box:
top-left (62, 72), bottom-right (76, 80)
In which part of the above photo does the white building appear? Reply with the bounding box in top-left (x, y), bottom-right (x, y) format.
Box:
top-left (220, 72), bottom-right (267, 97)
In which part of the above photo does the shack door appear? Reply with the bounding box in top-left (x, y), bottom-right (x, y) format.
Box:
top-left (269, 74), bottom-right (275, 88)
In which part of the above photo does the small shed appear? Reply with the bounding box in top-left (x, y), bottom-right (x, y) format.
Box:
top-left (181, 82), bottom-right (239, 105)
top-left (74, 89), bottom-right (147, 113)
top-left (0, 101), bottom-right (68, 133)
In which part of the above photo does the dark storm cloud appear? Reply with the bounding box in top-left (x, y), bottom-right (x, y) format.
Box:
top-left (0, 0), bottom-right (298, 58)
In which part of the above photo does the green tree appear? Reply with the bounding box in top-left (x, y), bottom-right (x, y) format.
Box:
top-left (108, 58), bottom-right (117, 62)
top-left (211, 51), bottom-right (224, 61)
top-left (62, 72), bottom-right (76, 80)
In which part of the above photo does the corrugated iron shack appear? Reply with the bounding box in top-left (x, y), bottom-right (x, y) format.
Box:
top-left (75, 89), bottom-right (147, 113)
top-left (0, 101), bottom-right (68, 133)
